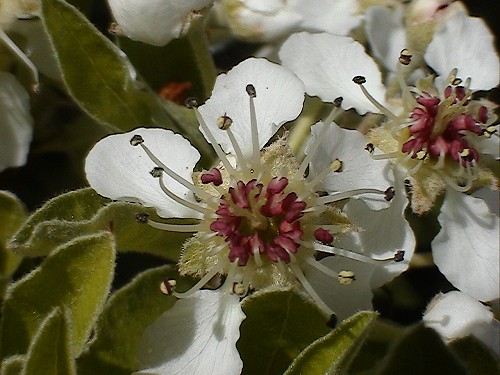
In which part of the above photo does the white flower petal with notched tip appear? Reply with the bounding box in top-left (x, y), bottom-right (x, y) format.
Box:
top-left (136, 290), bottom-right (245, 375)
top-left (107, 0), bottom-right (213, 46)
top-left (423, 291), bottom-right (500, 355)
top-left (424, 12), bottom-right (500, 91)
top-left (0, 72), bottom-right (33, 171)
top-left (432, 189), bottom-right (500, 302)
top-left (85, 128), bottom-right (200, 219)
top-left (280, 32), bottom-right (386, 115)
top-left (364, 6), bottom-right (406, 73)
top-left (198, 58), bottom-right (304, 157)
top-left (306, 122), bottom-right (394, 210)
top-left (289, 0), bottom-right (362, 36)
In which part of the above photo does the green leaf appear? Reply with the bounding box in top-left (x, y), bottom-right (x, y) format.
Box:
top-left (77, 266), bottom-right (193, 374)
top-left (23, 308), bottom-right (76, 375)
top-left (449, 336), bottom-right (500, 375)
top-left (1, 355), bottom-right (25, 375)
top-left (284, 312), bottom-right (377, 375)
top-left (0, 192), bottom-right (26, 295)
top-left (334, 321), bottom-right (469, 375)
top-left (9, 188), bottom-right (189, 259)
top-left (0, 233), bottom-right (115, 359)
top-left (239, 288), bottom-right (331, 375)
top-left (41, 0), bottom-right (170, 132)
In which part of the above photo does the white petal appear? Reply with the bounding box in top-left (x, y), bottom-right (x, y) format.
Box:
top-left (336, 189), bottom-right (414, 281)
top-left (107, 0), bottom-right (214, 46)
top-left (0, 72), bottom-right (33, 171)
top-left (136, 290), bottom-right (245, 375)
top-left (364, 6), bottom-right (406, 72)
top-left (198, 58), bottom-right (304, 157)
top-left (240, 0), bottom-right (286, 13)
top-left (423, 291), bottom-right (500, 355)
top-left (306, 122), bottom-right (394, 210)
top-left (228, 5), bottom-right (302, 42)
top-left (472, 188), bottom-right (499, 216)
top-left (424, 12), bottom-right (500, 91)
top-left (433, 189), bottom-right (500, 301)
top-left (304, 256), bottom-right (377, 321)
top-left (85, 128), bottom-right (201, 218)
top-left (289, 0), bottom-right (362, 36)
top-left (280, 32), bottom-right (386, 114)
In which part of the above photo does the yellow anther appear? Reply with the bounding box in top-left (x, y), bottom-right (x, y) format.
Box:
top-left (331, 159), bottom-right (343, 173)
top-left (338, 270), bottom-right (355, 285)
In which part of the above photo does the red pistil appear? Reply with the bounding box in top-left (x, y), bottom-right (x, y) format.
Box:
top-left (210, 177), bottom-right (305, 264)
top-left (403, 89), bottom-right (484, 166)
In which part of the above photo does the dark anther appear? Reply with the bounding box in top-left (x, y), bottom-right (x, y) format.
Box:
top-left (327, 313), bottom-right (338, 329)
top-left (130, 134), bottom-right (144, 146)
top-left (333, 97), bottom-right (343, 107)
top-left (135, 212), bottom-right (150, 223)
top-left (217, 114), bottom-right (233, 130)
top-left (352, 76), bottom-right (366, 85)
top-left (365, 143), bottom-right (375, 153)
top-left (394, 250), bottom-right (405, 262)
top-left (185, 97), bottom-right (199, 108)
top-left (384, 187), bottom-right (396, 202)
top-left (399, 49), bottom-right (412, 65)
top-left (150, 167), bottom-right (164, 178)
top-left (246, 84), bottom-right (257, 98)
top-left (452, 77), bottom-right (462, 86)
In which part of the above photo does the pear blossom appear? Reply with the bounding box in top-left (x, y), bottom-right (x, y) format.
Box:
top-left (280, 11), bottom-right (500, 302)
top-left (423, 291), bottom-right (500, 355)
top-left (216, 0), bottom-right (362, 43)
top-left (0, 72), bottom-right (34, 171)
top-left (106, 0), bottom-right (214, 46)
top-left (86, 58), bottom-right (410, 373)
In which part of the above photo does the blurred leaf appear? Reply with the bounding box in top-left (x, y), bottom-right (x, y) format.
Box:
top-left (119, 26), bottom-right (216, 101)
top-left (0, 355), bottom-right (25, 375)
top-left (9, 188), bottom-right (189, 259)
top-left (40, 0), bottom-right (216, 163)
top-left (284, 312), bottom-right (377, 375)
top-left (0, 233), bottom-right (115, 359)
top-left (335, 320), bottom-right (469, 375)
top-left (449, 336), bottom-right (500, 375)
top-left (239, 288), bottom-right (330, 375)
top-left (23, 308), bottom-right (76, 375)
top-left (41, 0), bottom-right (169, 132)
top-left (0, 191), bottom-right (26, 294)
top-left (78, 266), bottom-right (194, 375)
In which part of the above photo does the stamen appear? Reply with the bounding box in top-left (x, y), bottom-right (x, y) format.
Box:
top-left (288, 258), bottom-right (335, 315)
top-left (0, 29), bottom-right (39, 92)
top-left (352, 76), bottom-right (397, 119)
top-left (246, 84), bottom-right (261, 166)
top-left (312, 242), bottom-right (403, 264)
top-left (296, 101), bottom-right (342, 179)
top-left (132, 139), bottom-right (212, 201)
top-left (192, 106), bottom-right (238, 175)
top-left (398, 49), bottom-right (412, 66)
top-left (305, 257), bottom-right (338, 278)
top-left (172, 266), bottom-right (222, 299)
top-left (408, 160), bottom-right (423, 175)
top-left (314, 188), bottom-right (392, 205)
top-left (150, 167), bottom-right (208, 214)
top-left (160, 279), bottom-right (176, 295)
top-left (147, 219), bottom-right (205, 233)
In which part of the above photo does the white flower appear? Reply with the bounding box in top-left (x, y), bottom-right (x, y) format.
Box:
top-left (280, 12), bottom-right (500, 302)
top-left (86, 57), bottom-right (411, 373)
top-left (106, 0), bottom-right (214, 46)
top-left (0, 72), bottom-right (34, 171)
top-left (423, 291), bottom-right (500, 355)
top-left (217, 0), bottom-right (361, 43)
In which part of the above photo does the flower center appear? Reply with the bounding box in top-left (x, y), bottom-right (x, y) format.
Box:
top-left (402, 86), bottom-right (485, 167)
top-left (207, 176), bottom-right (305, 265)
